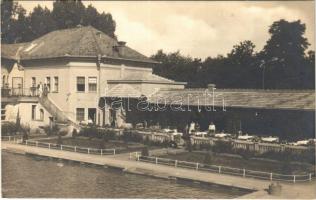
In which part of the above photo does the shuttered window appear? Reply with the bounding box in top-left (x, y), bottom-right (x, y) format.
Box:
top-left (88, 77), bottom-right (97, 92)
top-left (76, 108), bottom-right (85, 121)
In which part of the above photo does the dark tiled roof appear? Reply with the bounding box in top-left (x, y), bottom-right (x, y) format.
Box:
top-left (1, 43), bottom-right (29, 60)
top-left (1, 26), bottom-right (156, 64)
top-left (148, 88), bottom-right (315, 111)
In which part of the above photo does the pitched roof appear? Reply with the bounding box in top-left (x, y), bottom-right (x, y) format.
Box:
top-left (148, 88), bottom-right (315, 111)
top-left (106, 84), bottom-right (143, 98)
top-left (107, 73), bottom-right (186, 85)
top-left (1, 26), bottom-right (157, 64)
top-left (1, 43), bottom-right (28, 60)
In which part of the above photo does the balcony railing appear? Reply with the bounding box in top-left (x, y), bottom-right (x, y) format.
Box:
top-left (1, 87), bottom-right (39, 97)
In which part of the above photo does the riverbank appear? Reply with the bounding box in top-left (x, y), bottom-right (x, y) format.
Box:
top-left (2, 142), bottom-right (315, 199)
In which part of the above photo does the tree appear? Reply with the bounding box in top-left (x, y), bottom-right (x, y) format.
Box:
top-left (1, 0), bottom-right (117, 43)
top-left (1, 0), bottom-right (18, 43)
top-left (29, 5), bottom-right (57, 39)
top-left (227, 40), bottom-right (256, 66)
top-left (260, 19), bottom-right (311, 89)
top-left (151, 50), bottom-right (201, 87)
top-left (51, 0), bottom-right (85, 29)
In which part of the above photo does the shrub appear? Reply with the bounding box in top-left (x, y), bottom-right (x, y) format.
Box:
top-left (203, 153), bottom-right (213, 164)
top-left (212, 140), bottom-right (233, 154)
top-left (260, 149), bottom-right (315, 165)
top-left (141, 147), bottom-right (149, 156)
top-left (59, 130), bottom-right (68, 136)
top-left (200, 143), bottom-right (212, 151)
top-left (235, 149), bottom-right (255, 160)
top-left (72, 129), bottom-right (78, 138)
top-left (1, 122), bottom-right (18, 136)
top-left (57, 135), bottom-right (63, 145)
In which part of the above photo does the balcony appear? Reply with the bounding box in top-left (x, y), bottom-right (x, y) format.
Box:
top-left (1, 87), bottom-right (39, 97)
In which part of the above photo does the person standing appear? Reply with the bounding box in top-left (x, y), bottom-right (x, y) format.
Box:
top-left (208, 122), bottom-right (216, 135)
top-left (37, 82), bottom-right (43, 97)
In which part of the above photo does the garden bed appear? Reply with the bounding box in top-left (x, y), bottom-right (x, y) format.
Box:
top-left (160, 151), bottom-right (314, 175)
top-left (36, 137), bottom-right (150, 153)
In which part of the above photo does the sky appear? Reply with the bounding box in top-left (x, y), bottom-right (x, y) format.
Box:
top-left (19, 1), bottom-right (315, 59)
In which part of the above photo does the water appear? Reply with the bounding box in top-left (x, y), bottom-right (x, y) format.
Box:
top-left (2, 151), bottom-right (248, 198)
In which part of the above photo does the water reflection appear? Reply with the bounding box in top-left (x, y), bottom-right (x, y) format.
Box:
top-left (2, 151), bottom-right (248, 198)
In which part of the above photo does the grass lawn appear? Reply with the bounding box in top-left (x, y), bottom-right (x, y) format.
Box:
top-left (37, 137), bottom-right (150, 153)
top-left (160, 151), bottom-right (314, 175)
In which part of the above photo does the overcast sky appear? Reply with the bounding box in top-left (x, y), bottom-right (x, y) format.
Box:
top-left (20, 1), bottom-right (315, 59)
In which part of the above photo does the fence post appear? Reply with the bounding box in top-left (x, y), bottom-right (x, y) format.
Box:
top-left (270, 173), bottom-right (273, 181)
top-left (309, 173), bottom-right (312, 181)
top-left (218, 166), bottom-right (221, 174)
top-left (113, 149), bottom-right (116, 155)
top-left (101, 149), bottom-right (103, 156)
top-left (243, 169), bottom-right (246, 177)
top-left (137, 154), bottom-right (140, 161)
top-left (196, 163), bottom-right (199, 170)
top-left (175, 160), bottom-right (178, 168)
top-left (293, 175), bottom-right (296, 183)
top-left (75, 146), bottom-right (77, 152)
top-left (49, 143), bottom-right (51, 149)
top-left (60, 145), bottom-right (63, 150)
top-left (88, 148), bottom-right (90, 154)
top-left (26, 140), bottom-right (28, 145)
top-left (155, 157), bottom-right (158, 164)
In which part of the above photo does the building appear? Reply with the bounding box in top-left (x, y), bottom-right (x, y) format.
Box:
top-left (1, 25), bottom-right (315, 140)
top-left (1, 26), bottom-right (185, 132)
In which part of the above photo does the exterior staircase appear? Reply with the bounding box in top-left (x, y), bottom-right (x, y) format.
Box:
top-left (38, 95), bottom-right (80, 132)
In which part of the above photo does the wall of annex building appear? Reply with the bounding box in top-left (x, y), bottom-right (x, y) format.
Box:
top-left (3, 101), bottom-right (52, 133)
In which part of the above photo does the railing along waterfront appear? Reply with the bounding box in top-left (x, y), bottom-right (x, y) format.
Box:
top-left (136, 155), bottom-right (315, 183)
top-left (3, 137), bottom-right (116, 156)
top-left (1, 135), bottom-right (22, 142)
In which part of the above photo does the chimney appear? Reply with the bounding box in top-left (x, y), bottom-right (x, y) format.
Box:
top-left (96, 31), bottom-right (102, 39)
top-left (113, 41), bottom-right (126, 55)
top-left (207, 84), bottom-right (216, 90)
top-left (117, 41), bottom-right (126, 46)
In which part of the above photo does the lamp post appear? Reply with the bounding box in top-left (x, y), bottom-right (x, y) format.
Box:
top-left (259, 57), bottom-right (279, 90)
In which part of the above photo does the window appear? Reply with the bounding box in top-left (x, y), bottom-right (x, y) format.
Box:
top-left (39, 109), bottom-right (44, 121)
top-left (46, 77), bottom-right (51, 92)
top-left (2, 75), bottom-right (6, 87)
top-left (88, 77), bottom-right (97, 92)
top-left (31, 77), bottom-right (36, 87)
top-left (77, 77), bottom-right (85, 92)
top-left (88, 108), bottom-right (96, 124)
top-left (32, 105), bottom-right (36, 120)
top-left (54, 76), bottom-right (59, 92)
top-left (76, 108), bottom-right (85, 122)
top-left (1, 104), bottom-right (6, 120)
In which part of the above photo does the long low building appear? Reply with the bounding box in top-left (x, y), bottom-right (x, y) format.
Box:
top-left (102, 85), bottom-right (315, 140)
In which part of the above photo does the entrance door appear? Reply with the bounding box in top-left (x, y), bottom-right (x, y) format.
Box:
top-left (88, 108), bottom-right (96, 124)
top-left (12, 77), bottom-right (23, 96)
